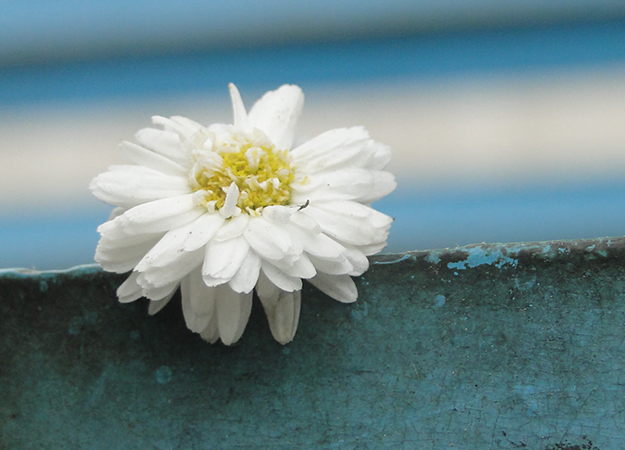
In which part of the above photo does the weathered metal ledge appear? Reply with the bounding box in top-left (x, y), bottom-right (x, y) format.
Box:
top-left (2, 237), bottom-right (624, 449)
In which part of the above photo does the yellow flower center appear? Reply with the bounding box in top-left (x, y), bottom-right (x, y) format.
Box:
top-left (190, 130), bottom-right (295, 215)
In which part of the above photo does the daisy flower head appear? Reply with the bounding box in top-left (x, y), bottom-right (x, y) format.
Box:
top-left (91, 84), bottom-right (396, 345)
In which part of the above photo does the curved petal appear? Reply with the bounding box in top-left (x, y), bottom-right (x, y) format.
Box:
top-left (215, 284), bottom-right (253, 345)
top-left (307, 253), bottom-right (353, 275)
top-left (262, 205), bottom-right (298, 226)
top-left (285, 222), bottom-right (345, 260)
top-left (228, 249), bottom-right (261, 294)
top-left (308, 272), bottom-right (358, 303)
top-left (181, 267), bottom-right (216, 333)
top-left (290, 127), bottom-right (374, 175)
top-left (303, 201), bottom-right (392, 246)
top-left (152, 115), bottom-right (204, 138)
top-left (134, 221), bottom-right (200, 271)
top-left (148, 292), bottom-right (176, 315)
top-left (142, 279), bottom-right (180, 302)
top-left (90, 165), bottom-right (191, 208)
top-left (229, 83), bottom-right (250, 131)
top-left (119, 141), bottom-right (186, 176)
top-left (117, 194), bottom-right (206, 235)
top-left (244, 216), bottom-right (296, 261)
top-left (289, 210), bottom-right (321, 233)
top-left (137, 249), bottom-right (204, 289)
top-left (266, 252), bottom-right (316, 279)
top-left (132, 213), bottom-right (222, 274)
top-left (291, 168), bottom-right (396, 204)
top-left (219, 182), bottom-right (241, 219)
top-left (291, 168), bottom-right (374, 202)
top-left (96, 233), bottom-right (163, 273)
top-left (199, 316), bottom-right (220, 343)
top-left (342, 246), bottom-right (370, 276)
top-left (180, 213), bottom-right (225, 252)
top-left (356, 171), bottom-right (396, 204)
top-left (202, 236), bottom-right (249, 286)
top-left (134, 128), bottom-right (189, 166)
top-left (260, 259), bottom-right (302, 292)
top-left (357, 241), bottom-right (389, 256)
top-left (248, 84), bottom-right (304, 150)
top-left (214, 214), bottom-right (249, 241)
top-left (258, 288), bottom-right (301, 345)
top-left (117, 272), bottom-right (143, 303)
top-left (302, 205), bottom-right (376, 246)
top-left (365, 142), bottom-right (392, 170)
top-left (255, 270), bottom-right (279, 301)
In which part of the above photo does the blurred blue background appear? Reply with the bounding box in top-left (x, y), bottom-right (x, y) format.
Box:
top-left (1, 0), bottom-right (625, 269)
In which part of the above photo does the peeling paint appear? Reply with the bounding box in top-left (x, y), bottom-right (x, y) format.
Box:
top-left (426, 253), bottom-right (441, 264)
top-left (447, 247), bottom-right (518, 270)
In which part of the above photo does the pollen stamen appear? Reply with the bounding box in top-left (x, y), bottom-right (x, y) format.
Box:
top-left (189, 130), bottom-right (295, 216)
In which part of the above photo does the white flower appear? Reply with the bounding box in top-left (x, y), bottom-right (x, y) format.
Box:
top-left (91, 84), bottom-right (396, 345)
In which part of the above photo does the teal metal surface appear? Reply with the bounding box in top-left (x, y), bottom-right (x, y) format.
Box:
top-left (2, 237), bottom-right (624, 448)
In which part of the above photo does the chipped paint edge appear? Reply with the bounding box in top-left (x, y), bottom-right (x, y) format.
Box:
top-left (372, 235), bottom-right (625, 269)
top-left (1, 236), bottom-right (623, 279)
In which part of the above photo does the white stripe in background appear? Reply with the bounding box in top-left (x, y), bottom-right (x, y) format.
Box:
top-left (1, 64), bottom-right (624, 212)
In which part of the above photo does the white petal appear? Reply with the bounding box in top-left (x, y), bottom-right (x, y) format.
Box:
top-left (134, 128), bottom-right (189, 166)
top-left (307, 254), bottom-right (353, 275)
top-left (90, 165), bottom-right (191, 208)
top-left (214, 214), bottom-right (249, 241)
top-left (267, 252), bottom-right (316, 279)
top-left (255, 271), bottom-right (279, 300)
top-left (180, 213), bottom-right (225, 252)
top-left (134, 222), bottom-right (198, 271)
top-left (290, 168), bottom-right (372, 202)
top-left (289, 210), bottom-right (321, 233)
top-left (118, 194), bottom-right (206, 235)
top-left (108, 206), bottom-right (126, 221)
top-left (258, 289), bottom-right (301, 345)
top-left (134, 214), bottom-right (222, 271)
top-left (97, 231), bottom-right (162, 252)
top-left (137, 250), bottom-right (204, 289)
top-left (356, 241), bottom-right (389, 256)
top-left (199, 317), bottom-right (220, 343)
top-left (290, 127), bottom-right (374, 174)
top-left (117, 272), bottom-right (143, 303)
top-left (228, 249), bottom-right (261, 293)
top-left (215, 285), bottom-right (253, 345)
top-left (291, 168), bottom-right (396, 204)
top-left (248, 84), bottom-right (304, 150)
top-left (152, 115), bottom-right (204, 138)
top-left (97, 216), bottom-right (126, 240)
top-left (229, 83), bottom-right (250, 131)
top-left (308, 273), bottom-right (358, 303)
top-left (356, 171), bottom-right (397, 204)
top-left (302, 205), bottom-right (375, 246)
top-left (262, 205), bottom-right (297, 225)
top-left (365, 142), bottom-right (392, 170)
top-left (142, 280), bottom-right (180, 301)
top-left (202, 236), bottom-right (249, 285)
top-left (244, 217), bottom-right (297, 261)
top-left (171, 116), bottom-right (205, 135)
top-left (119, 141), bottom-right (186, 176)
top-left (342, 246), bottom-right (370, 275)
top-left (303, 201), bottom-right (392, 246)
top-left (181, 268), bottom-right (216, 333)
top-left (219, 182), bottom-right (241, 219)
top-left (261, 260), bottom-right (302, 292)
top-left (96, 233), bottom-right (163, 273)
top-left (147, 292), bottom-right (175, 315)
top-left (285, 223), bottom-right (345, 260)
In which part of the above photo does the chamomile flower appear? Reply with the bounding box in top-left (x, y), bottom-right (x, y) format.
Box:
top-left (91, 84), bottom-right (396, 345)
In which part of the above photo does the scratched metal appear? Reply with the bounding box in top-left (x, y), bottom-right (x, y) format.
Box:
top-left (2, 237), bottom-right (624, 449)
